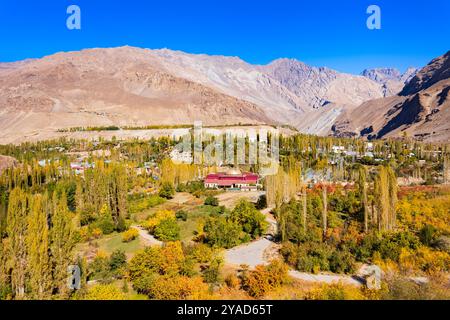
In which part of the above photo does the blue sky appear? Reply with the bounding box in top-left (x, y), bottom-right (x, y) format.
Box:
top-left (0, 0), bottom-right (449, 74)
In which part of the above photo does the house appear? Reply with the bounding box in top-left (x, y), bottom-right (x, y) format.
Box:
top-left (204, 168), bottom-right (259, 191)
top-left (332, 145), bottom-right (345, 153)
top-left (70, 162), bottom-right (95, 175)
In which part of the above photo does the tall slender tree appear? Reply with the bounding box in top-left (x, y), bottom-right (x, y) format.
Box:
top-left (374, 165), bottom-right (398, 231)
top-left (6, 188), bottom-right (30, 299)
top-left (27, 194), bottom-right (51, 299)
top-left (387, 166), bottom-right (398, 230)
top-left (302, 186), bottom-right (307, 233)
top-left (50, 192), bottom-right (75, 298)
top-left (357, 166), bottom-right (369, 233)
top-left (322, 184), bottom-right (328, 237)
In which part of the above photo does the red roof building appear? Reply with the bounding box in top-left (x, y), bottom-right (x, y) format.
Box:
top-left (204, 169), bottom-right (259, 191)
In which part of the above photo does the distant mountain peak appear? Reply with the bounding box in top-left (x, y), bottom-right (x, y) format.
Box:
top-left (400, 51), bottom-right (450, 96)
top-left (332, 50), bottom-right (450, 143)
top-left (361, 67), bottom-right (418, 96)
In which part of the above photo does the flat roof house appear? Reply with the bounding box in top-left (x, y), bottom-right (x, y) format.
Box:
top-left (204, 168), bottom-right (259, 191)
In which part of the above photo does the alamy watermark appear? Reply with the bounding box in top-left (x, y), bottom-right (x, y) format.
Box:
top-left (67, 265), bottom-right (81, 290)
top-left (170, 122), bottom-right (279, 176)
top-left (67, 5), bottom-right (81, 30)
top-left (367, 5), bottom-right (381, 30)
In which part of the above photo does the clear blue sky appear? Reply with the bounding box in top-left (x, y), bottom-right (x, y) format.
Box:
top-left (0, 0), bottom-right (449, 74)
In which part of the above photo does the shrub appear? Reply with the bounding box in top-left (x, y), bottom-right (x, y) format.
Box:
top-left (297, 243), bottom-right (333, 273)
top-left (204, 196), bottom-right (219, 206)
top-left (109, 250), bottom-right (127, 274)
top-left (188, 243), bottom-right (215, 264)
top-left (202, 257), bottom-right (223, 284)
top-left (138, 275), bottom-right (210, 300)
top-left (306, 283), bottom-right (365, 300)
top-left (128, 242), bottom-right (185, 281)
top-left (255, 195), bottom-right (267, 210)
top-left (91, 227), bottom-right (103, 239)
top-left (128, 195), bottom-right (165, 214)
top-left (175, 210), bottom-right (188, 221)
top-left (88, 254), bottom-right (112, 283)
top-left (329, 250), bottom-right (355, 274)
top-left (154, 218), bottom-right (180, 242)
top-left (241, 260), bottom-right (288, 298)
top-left (84, 284), bottom-right (126, 300)
top-left (122, 228), bottom-right (139, 243)
top-left (225, 273), bottom-right (241, 289)
top-left (382, 275), bottom-right (450, 300)
top-left (159, 182), bottom-right (175, 199)
top-left (143, 210), bottom-right (176, 233)
top-left (95, 214), bottom-right (115, 235)
top-left (378, 232), bottom-right (421, 262)
top-left (419, 224), bottom-right (438, 246)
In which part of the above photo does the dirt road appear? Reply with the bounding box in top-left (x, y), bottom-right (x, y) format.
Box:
top-left (132, 225), bottom-right (163, 247)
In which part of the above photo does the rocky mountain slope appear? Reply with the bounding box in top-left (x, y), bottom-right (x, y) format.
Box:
top-left (1, 46), bottom-right (446, 143)
top-left (0, 47), bottom-right (390, 143)
top-left (332, 51), bottom-right (450, 142)
top-left (361, 67), bottom-right (418, 96)
top-left (0, 47), bottom-right (274, 143)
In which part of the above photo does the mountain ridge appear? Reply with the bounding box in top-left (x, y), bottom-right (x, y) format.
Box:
top-left (332, 51), bottom-right (450, 142)
top-left (0, 46), bottom-right (448, 143)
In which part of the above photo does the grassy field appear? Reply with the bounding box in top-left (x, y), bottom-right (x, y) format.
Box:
top-left (76, 232), bottom-right (145, 261)
top-left (132, 192), bottom-right (203, 222)
top-left (177, 205), bottom-right (226, 242)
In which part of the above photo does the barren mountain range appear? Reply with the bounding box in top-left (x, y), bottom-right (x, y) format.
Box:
top-left (361, 67), bottom-right (418, 97)
top-left (333, 51), bottom-right (450, 142)
top-left (0, 46), bottom-right (448, 144)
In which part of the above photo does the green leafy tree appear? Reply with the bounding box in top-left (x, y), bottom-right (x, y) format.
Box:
top-left (204, 196), bottom-right (219, 207)
top-left (154, 218), bottom-right (180, 241)
top-left (230, 199), bottom-right (267, 239)
top-left (203, 217), bottom-right (243, 249)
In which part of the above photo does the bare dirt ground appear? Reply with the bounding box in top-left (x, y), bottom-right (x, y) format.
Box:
top-left (216, 191), bottom-right (264, 209)
top-left (225, 238), bottom-right (277, 268)
top-left (131, 225), bottom-right (163, 247)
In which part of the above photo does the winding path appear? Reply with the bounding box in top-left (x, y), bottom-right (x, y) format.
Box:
top-left (224, 206), bottom-right (365, 286)
top-left (131, 225), bottom-right (163, 247)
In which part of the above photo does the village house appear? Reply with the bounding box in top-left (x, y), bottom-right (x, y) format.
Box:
top-left (204, 168), bottom-right (259, 191)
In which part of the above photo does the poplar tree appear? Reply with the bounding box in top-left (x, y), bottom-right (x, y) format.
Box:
top-left (322, 184), bottom-right (328, 237)
top-left (50, 193), bottom-right (75, 297)
top-left (374, 165), bottom-right (398, 231)
top-left (302, 186), bottom-right (307, 233)
top-left (357, 166), bottom-right (369, 233)
top-left (0, 236), bottom-right (7, 294)
top-left (387, 166), bottom-right (398, 230)
top-left (6, 188), bottom-right (29, 299)
top-left (27, 194), bottom-right (51, 299)
top-left (444, 156), bottom-right (450, 184)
